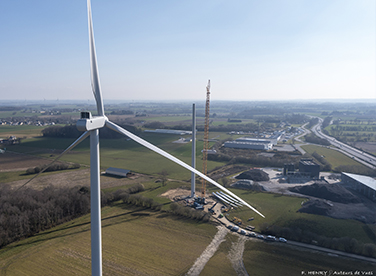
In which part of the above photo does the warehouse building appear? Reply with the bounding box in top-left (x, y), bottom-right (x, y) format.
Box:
top-left (224, 140), bottom-right (273, 150)
top-left (341, 172), bottom-right (376, 201)
top-left (299, 159), bottom-right (320, 178)
top-left (283, 159), bottom-right (321, 181)
top-left (224, 137), bottom-right (273, 150)
top-left (105, 167), bottom-right (131, 178)
top-left (144, 129), bottom-right (192, 135)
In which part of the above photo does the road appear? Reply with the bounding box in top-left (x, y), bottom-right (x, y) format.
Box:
top-left (311, 117), bottom-right (376, 169)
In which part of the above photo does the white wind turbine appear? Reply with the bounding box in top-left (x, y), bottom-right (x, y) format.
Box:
top-left (24, 1), bottom-right (264, 275)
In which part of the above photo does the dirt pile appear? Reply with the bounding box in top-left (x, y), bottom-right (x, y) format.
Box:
top-left (208, 165), bottom-right (248, 180)
top-left (231, 180), bottom-right (265, 191)
top-left (289, 183), bottom-right (361, 204)
top-left (298, 199), bottom-right (376, 223)
top-left (298, 200), bottom-right (332, 216)
top-left (235, 169), bottom-right (269, 181)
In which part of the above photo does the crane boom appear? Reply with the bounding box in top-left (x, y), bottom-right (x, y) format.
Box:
top-left (201, 80), bottom-right (210, 198)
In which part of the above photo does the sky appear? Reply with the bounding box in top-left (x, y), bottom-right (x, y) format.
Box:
top-left (0, 0), bottom-right (375, 102)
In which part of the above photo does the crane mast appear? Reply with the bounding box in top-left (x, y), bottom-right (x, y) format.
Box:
top-left (201, 80), bottom-right (210, 199)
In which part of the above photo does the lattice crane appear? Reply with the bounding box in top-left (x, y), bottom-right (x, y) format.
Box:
top-left (201, 80), bottom-right (211, 199)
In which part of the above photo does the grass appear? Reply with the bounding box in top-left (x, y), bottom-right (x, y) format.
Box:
top-left (301, 144), bottom-right (365, 169)
top-left (243, 240), bottom-right (375, 275)
top-left (222, 191), bottom-right (375, 244)
top-left (8, 133), bottom-right (226, 181)
top-left (1, 200), bottom-right (374, 276)
top-left (0, 175), bottom-right (375, 275)
top-left (0, 171), bottom-right (33, 183)
top-left (0, 125), bottom-right (45, 138)
top-left (0, 204), bottom-right (216, 276)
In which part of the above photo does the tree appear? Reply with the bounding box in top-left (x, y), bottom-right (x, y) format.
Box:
top-left (221, 177), bottom-right (229, 188)
top-left (158, 170), bottom-right (169, 186)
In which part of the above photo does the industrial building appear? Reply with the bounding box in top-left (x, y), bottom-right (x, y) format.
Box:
top-left (283, 163), bottom-right (295, 176)
top-left (341, 172), bottom-right (376, 201)
top-left (224, 138), bottom-right (273, 150)
top-left (299, 159), bottom-right (320, 178)
top-left (105, 167), bottom-right (131, 178)
top-left (144, 129), bottom-right (192, 135)
top-left (283, 159), bottom-right (320, 180)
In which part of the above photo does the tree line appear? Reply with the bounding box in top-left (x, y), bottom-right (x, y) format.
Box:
top-left (304, 133), bottom-right (331, 146)
top-left (169, 203), bottom-right (211, 222)
top-left (311, 151), bottom-right (332, 171)
top-left (25, 163), bottom-right (81, 175)
top-left (42, 124), bottom-right (141, 139)
top-left (208, 149), bottom-right (301, 169)
top-left (333, 165), bottom-right (376, 177)
top-left (0, 183), bottom-right (214, 249)
top-left (0, 185), bottom-right (91, 248)
top-left (322, 116), bottom-right (332, 129)
top-left (307, 117), bottom-right (319, 129)
top-left (260, 222), bottom-right (376, 258)
top-left (0, 183), bottom-right (145, 248)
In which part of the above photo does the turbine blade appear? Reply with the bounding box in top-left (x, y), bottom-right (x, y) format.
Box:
top-left (105, 121), bottom-right (265, 218)
top-left (87, 0), bottom-right (104, 116)
top-left (16, 131), bottom-right (90, 191)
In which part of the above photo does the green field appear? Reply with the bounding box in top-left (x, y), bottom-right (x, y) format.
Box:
top-left (0, 125), bottom-right (46, 138)
top-left (1, 202), bottom-right (374, 276)
top-left (223, 191), bottom-right (375, 244)
top-left (1, 125), bottom-right (376, 275)
top-left (6, 132), bottom-right (226, 181)
top-left (301, 144), bottom-right (365, 169)
top-left (0, 204), bottom-right (215, 276)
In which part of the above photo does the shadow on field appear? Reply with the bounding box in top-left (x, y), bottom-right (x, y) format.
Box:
top-left (11, 207), bottom-right (161, 249)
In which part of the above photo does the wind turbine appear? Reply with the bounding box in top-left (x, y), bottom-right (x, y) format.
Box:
top-left (24, 1), bottom-right (264, 275)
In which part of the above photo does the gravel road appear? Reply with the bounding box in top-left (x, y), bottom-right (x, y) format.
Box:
top-left (186, 225), bottom-right (228, 276)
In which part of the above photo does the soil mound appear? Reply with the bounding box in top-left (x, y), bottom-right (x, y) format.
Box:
top-left (298, 199), bottom-right (331, 216)
top-left (235, 169), bottom-right (269, 181)
top-left (231, 180), bottom-right (265, 191)
top-left (289, 183), bottom-right (361, 204)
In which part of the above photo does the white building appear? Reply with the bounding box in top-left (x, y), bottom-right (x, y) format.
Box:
top-left (144, 129), bottom-right (192, 135)
top-left (341, 172), bottom-right (376, 201)
top-left (224, 140), bottom-right (273, 150)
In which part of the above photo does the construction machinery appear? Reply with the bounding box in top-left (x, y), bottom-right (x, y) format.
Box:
top-left (201, 80), bottom-right (211, 200)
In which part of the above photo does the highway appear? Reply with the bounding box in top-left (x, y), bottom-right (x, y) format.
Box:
top-left (311, 117), bottom-right (376, 169)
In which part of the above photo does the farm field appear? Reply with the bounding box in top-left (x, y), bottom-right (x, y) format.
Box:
top-left (0, 204), bottom-right (215, 276)
top-left (4, 132), bottom-right (226, 181)
top-left (1, 123), bottom-right (376, 274)
top-left (1, 202), bottom-right (374, 276)
top-left (0, 125), bottom-right (46, 139)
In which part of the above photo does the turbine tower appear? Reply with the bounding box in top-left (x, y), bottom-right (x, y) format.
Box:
top-left (201, 80), bottom-right (210, 200)
top-left (191, 103), bottom-right (196, 198)
top-left (22, 1), bottom-right (264, 275)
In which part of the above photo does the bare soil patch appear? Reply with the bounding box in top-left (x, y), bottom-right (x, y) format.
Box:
top-left (0, 151), bottom-right (55, 172)
top-left (227, 235), bottom-right (249, 276)
top-left (186, 225), bottom-right (228, 276)
top-left (354, 142), bottom-right (376, 154)
top-left (160, 188), bottom-right (191, 201)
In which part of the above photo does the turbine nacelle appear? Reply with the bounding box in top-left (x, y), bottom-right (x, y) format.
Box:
top-left (77, 111), bottom-right (106, 131)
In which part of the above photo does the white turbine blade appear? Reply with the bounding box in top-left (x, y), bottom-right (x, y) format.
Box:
top-left (105, 121), bottom-right (265, 218)
top-left (87, 0), bottom-right (104, 116)
top-left (17, 131), bottom-right (90, 191)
